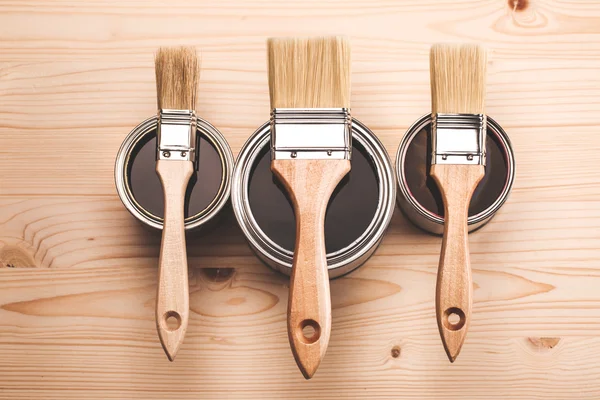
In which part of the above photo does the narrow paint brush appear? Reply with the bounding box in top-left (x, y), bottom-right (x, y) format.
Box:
top-left (268, 36), bottom-right (351, 379)
top-left (429, 43), bottom-right (487, 362)
top-left (154, 47), bottom-right (199, 361)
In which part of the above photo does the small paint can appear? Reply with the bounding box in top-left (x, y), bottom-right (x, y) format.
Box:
top-left (232, 119), bottom-right (396, 278)
top-left (115, 116), bottom-right (234, 230)
top-left (395, 114), bottom-right (515, 234)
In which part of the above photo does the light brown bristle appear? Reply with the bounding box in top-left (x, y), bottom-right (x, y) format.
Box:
top-left (430, 44), bottom-right (486, 115)
top-left (267, 36), bottom-right (350, 109)
top-left (155, 47), bottom-right (199, 110)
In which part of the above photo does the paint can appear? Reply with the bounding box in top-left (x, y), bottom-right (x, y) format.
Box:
top-left (232, 119), bottom-right (396, 278)
top-left (115, 116), bottom-right (234, 230)
top-left (396, 114), bottom-right (515, 234)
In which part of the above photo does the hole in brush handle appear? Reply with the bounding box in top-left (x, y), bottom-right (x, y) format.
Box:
top-left (297, 319), bottom-right (321, 344)
top-left (162, 310), bottom-right (182, 331)
top-left (443, 307), bottom-right (466, 331)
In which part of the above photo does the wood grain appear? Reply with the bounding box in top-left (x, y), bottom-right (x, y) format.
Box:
top-left (1, 0), bottom-right (600, 398)
top-left (155, 160), bottom-right (193, 361)
top-left (431, 164), bottom-right (485, 362)
top-left (272, 159), bottom-right (351, 379)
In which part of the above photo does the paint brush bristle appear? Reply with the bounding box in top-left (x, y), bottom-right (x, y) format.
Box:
top-left (430, 44), bottom-right (486, 115)
top-left (267, 36), bottom-right (350, 109)
top-left (155, 47), bottom-right (199, 110)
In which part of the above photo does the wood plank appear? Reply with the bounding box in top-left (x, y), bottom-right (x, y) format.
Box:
top-left (0, 196), bottom-right (599, 397)
top-left (2, 0), bottom-right (600, 398)
top-left (1, 124), bottom-right (599, 196)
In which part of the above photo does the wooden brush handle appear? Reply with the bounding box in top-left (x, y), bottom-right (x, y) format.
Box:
top-left (155, 160), bottom-right (193, 361)
top-left (430, 164), bottom-right (484, 362)
top-left (272, 159), bottom-right (350, 379)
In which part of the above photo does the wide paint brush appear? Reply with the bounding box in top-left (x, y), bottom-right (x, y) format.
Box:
top-left (267, 36), bottom-right (351, 378)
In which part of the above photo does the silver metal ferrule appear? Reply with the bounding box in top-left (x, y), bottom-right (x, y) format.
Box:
top-left (157, 109), bottom-right (197, 162)
top-left (432, 113), bottom-right (486, 165)
top-left (271, 108), bottom-right (352, 160)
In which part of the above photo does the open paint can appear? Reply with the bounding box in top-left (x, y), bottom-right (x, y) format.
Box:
top-left (395, 114), bottom-right (515, 234)
top-left (232, 119), bottom-right (396, 278)
top-left (115, 116), bottom-right (234, 230)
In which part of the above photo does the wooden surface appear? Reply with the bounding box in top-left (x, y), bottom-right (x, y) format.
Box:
top-left (431, 164), bottom-right (485, 362)
top-left (155, 160), bottom-right (193, 361)
top-left (1, 0), bottom-right (600, 398)
top-left (272, 159), bottom-right (351, 379)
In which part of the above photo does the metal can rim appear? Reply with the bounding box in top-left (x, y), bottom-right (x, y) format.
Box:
top-left (231, 119), bottom-right (396, 275)
top-left (114, 116), bottom-right (234, 230)
top-left (395, 114), bottom-right (516, 228)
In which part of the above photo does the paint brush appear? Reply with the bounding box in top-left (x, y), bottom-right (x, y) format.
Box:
top-left (154, 46), bottom-right (199, 361)
top-left (267, 36), bottom-right (351, 379)
top-left (429, 43), bottom-right (487, 362)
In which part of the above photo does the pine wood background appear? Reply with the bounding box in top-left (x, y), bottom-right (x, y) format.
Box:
top-left (1, 0), bottom-right (600, 398)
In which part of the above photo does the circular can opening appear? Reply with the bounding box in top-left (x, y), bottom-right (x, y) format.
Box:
top-left (232, 120), bottom-right (396, 278)
top-left (396, 115), bottom-right (515, 234)
top-left (248, 139), bottom-right (379, 255)
top-left (115, 116), bottom-right (234, 230)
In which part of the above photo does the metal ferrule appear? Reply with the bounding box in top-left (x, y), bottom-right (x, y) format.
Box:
top-left (432, 113), bottom-right (486, 165)
top-left (271, 108), bottom-right (352, 160)
top-left (157, 109), bottom-right (197, 162)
